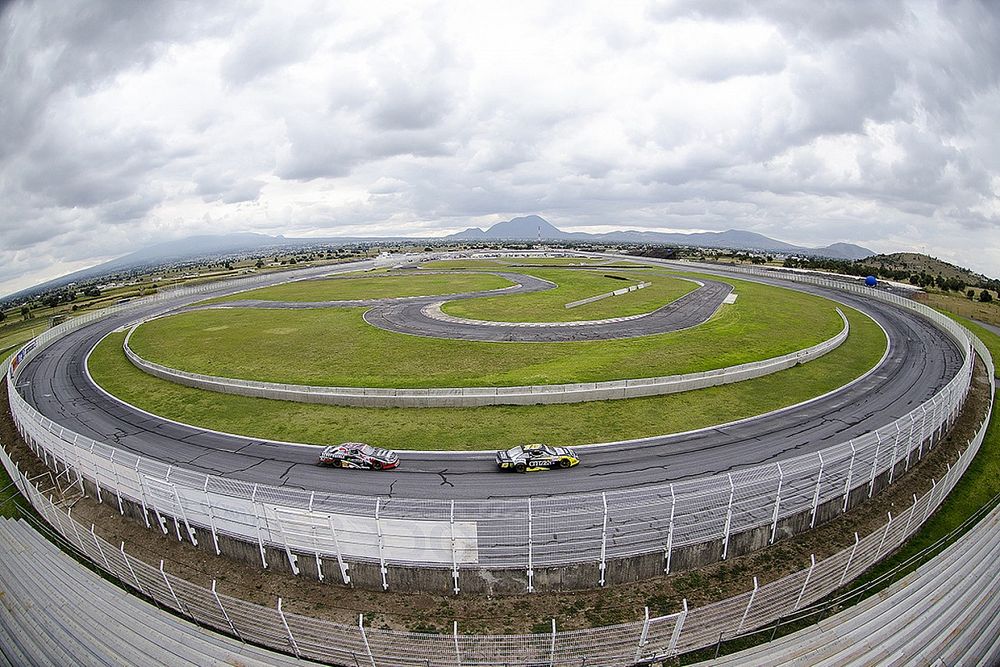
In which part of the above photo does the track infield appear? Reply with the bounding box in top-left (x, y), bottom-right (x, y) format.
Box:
top-left (89, 304), bottom-right (885, 450)
top-left (128, 274), bottom-right (846, 389)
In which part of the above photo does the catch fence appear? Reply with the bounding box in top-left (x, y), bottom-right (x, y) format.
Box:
top-left (0, 333), bottom-right (991, 665)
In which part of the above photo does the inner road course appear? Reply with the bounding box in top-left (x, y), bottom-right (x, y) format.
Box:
top-left (14, 258), bottom-right (963, 501)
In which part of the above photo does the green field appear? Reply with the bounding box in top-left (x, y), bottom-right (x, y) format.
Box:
top-left (440, 268), bottom-right (696, 322)
top-left (213, 272), bottom-right (514, 303)
top-left (128, 276), bottom-right (847, 388)
top-left (422, 258), bottom-right (617, 269)
top-left (90, 304), bottom-right (884, 449)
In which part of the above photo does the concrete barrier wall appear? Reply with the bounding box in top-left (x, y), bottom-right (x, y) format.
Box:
top-left (121, 308), bottom-right (849, 407)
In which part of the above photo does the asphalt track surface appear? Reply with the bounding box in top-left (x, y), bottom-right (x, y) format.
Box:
top-left (14, 258), bottom-right (964, 501)
top-left (204, 269), bottom-right (734, 342)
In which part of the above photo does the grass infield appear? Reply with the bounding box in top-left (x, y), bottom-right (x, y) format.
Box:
top-left (439, 268), bottom-right (696, 323)
top-left (129, 275), bottom-right (846, 389)
top-left (212, 271), bottom-right (514, 303)
top-left (89, 305), bottom-right (884, 450)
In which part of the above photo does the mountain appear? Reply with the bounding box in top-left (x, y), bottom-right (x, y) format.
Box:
top-left (446, 216), bottom-right (875, 259)
top-left (3, 218), bottom-right (874, 304)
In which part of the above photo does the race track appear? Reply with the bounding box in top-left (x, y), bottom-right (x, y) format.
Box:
top-left (13, 257), bottom-right (963, 501)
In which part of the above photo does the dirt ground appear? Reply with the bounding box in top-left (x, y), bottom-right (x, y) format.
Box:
top-left (0, 359), bottom-right (991, 636)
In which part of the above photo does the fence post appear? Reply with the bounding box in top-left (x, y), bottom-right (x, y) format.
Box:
top-left (359, 614), bottom-right (376, 667)
top-left (839, 532), bottom-right (860, 586)
top-left (453, 620), bottom-right (461, 666)
top-left (88, 443), bottom-right (103, 504)
top-left (769, 464), bottom-right (783, 544)
top-left (250, 484), bottom-right (268, 569)
top-left (599, 492), bottom-right (608, 586)
top-left (67, 507), bottom-right (86, 550)
top-left (277, 598), bottom-right (301, 659)
top-left (374, 497), bottom-right (388, 591)
top-left (109, 450), bottom-right (124, 515)
top-left (843, 441), bottom-right (856, 512)
top-left (888, 422), bottom-right (901, 484)
top-left (634, 606), bottom-right (650, 664)
top-left (549, 618), bottom-right (556, 667)
top-left (450, 499), bottom-right (460, 595)
top-left (795, 555), bottom-right (816, 610)
top-left (918, 404), bottom-right (929, 459)
top-left (90, 524), bottom-right (113, 573)
top-left (903, 494), bottom-right (918, 538)
top-left (875, 512), bottom-right (893, 560)
top-left (202, 479), bottom-right (221, 555)
top-left (810, 453), bottom-right (824, 529)
top-left (737, 577), bottom-right (758, 633)
top-left (722, 474), bottom-right (734, 560)
top-left (212, 579), bottom-right (242, 641)
top-left (272, 513), bottom-right (300, 576)
top-left (327, 514), bottom-right (350, 585)
top-left (664, 483), bottom-right (676, 573)
top-left (114, 542), bottom-right (146, 597)
top-left (158, 559), bottom-right (185, 614)
top-left (527, 497), bottom-right (534, 593)
top-left (868, 433), bottom-right (881, 498)
top-left (134, 461), bottom-right (150, 528)
top-left (906, 414), bottom-right (917, 471)
top-left (170, 484), bottom-right (197, 546)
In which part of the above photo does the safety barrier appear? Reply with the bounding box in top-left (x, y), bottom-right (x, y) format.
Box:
top-left (4, 255), bottom-right (980, 594)
top-left (122, 308), bottom-right (849, 407)
top-left (0, 330), bottom-right (991, 665)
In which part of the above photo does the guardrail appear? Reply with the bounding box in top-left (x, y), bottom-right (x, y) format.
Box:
top-left (0, 333), bottom-right (991, 665)
top-left (122, 308), bottom-right (849, 407)
top-left (4, 256), bottom-right (979, 594)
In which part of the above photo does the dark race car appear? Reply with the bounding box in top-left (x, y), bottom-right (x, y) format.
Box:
top-left (318, 442), bottom-right (399, 470)
top-left (495, 443), bottom-right (580, 473)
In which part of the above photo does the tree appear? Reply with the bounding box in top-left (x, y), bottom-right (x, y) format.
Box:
top-left (20, 305), bottom-right (29, 321)
top-left (0, 310), bottom-right (5, 323)
top-left (980, 290), bottom-right (994, 303)
top-left (967, 289), bottom-right (976, 300)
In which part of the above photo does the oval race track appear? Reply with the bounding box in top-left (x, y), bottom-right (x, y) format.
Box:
top-left (13, 255), bottom-right (963, 502)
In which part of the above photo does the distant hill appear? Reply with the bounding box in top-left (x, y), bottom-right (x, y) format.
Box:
top-left (2, 216), bottom-right (875, 303)
top-left (866, 252), bottom-right (990, 284)
top-left (446, 215), bottom-right (875, 260)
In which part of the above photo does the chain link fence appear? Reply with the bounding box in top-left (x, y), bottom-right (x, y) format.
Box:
top-left (0, 332), bottom-right (991, 665)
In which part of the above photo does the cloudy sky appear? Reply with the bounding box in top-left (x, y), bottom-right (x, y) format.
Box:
top-left (2, 1), bottom-right (999, 297)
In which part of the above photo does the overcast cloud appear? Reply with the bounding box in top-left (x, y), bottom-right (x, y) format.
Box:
top-left (1, 0), bottom-right (998, 296)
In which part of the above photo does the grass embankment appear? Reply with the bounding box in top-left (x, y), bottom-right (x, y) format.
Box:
top-left (213, 272), bottom-right (514, 303)
top-left (128, 277), bottom-right (844, 389)
top-left (90, 305), bottom-right (883, 450)
top-left (441, 268), bottom-right (695, 323)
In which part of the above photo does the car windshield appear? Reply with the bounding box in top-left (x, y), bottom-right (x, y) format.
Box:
top-left (506, 446), bottom-right (523, 457)
top-left (360, 444), bottom-right (376, 455)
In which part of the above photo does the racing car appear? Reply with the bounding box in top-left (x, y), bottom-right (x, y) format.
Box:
top-left (495, 443), bottom-right (580, 472)
top-left (318, 442), bottom-right (399, 470)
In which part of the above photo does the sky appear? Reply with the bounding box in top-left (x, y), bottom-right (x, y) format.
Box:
top-left (1, 1), bottom-right (999, 297)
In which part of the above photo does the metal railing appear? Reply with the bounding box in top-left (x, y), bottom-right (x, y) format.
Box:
top-left (0, 334), bottom-right (991, 665)
top-left (3, 257), bottom-right (979, 590)
top-left (121, 308), bottom-right (849, 407)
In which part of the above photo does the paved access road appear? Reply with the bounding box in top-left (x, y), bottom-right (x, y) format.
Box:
top-left (14, 257), bottom-right (963, 501)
